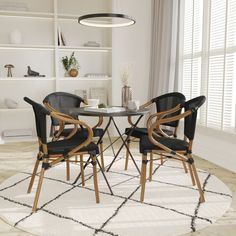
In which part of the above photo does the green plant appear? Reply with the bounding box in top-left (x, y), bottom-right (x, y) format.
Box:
top-left (61, 52), bottom-right (80, 71)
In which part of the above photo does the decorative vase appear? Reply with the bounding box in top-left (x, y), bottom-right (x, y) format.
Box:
top-left (69, 68), bottom-right (78, 77)
top-left (64, 71), bottom-right (70, 77)
top-left (122, 85), bottom-right (132, 107)
top-left (9, 29), bottom-right (22, 44)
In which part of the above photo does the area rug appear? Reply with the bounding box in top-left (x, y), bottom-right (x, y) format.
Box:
top-left (0, 155), bottom-right (232, 236)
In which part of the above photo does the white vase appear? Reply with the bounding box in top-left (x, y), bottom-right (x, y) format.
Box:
top-left (9, 29), bottom-right (22, 44)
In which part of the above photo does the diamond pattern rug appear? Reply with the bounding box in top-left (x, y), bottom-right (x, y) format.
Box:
top-left (0, 155), bottom-right (232, 236)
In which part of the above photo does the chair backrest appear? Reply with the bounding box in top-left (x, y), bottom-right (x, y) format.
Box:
top-left (24, 97), bottom-right (50, 144)
top-left (183, 95), bottom-right (206, 140)
top-left (43, 92), bottom-right (85, 126)
top-left (152, 92), bottom-right (186, 127)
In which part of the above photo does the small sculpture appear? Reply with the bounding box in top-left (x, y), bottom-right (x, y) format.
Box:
top-left (4, 64), bottom-right (14, 77)
top-left (27, 66), bottom-right (39, 76)
top-left (24, 66), bottom-right (45, 77)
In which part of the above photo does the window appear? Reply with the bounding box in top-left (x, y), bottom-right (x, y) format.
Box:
top-left (179, 0), bottom-right (236, 132)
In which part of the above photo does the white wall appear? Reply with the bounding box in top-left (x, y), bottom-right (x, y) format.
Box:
top-left (194, 126), bottom-right (236, 173)
top-left (111, 0), bottom-right (152, 133)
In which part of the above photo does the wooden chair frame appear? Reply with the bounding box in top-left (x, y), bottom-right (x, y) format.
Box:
top-left (139, 105), bottom-right (205, 203)
top-left (125, 101), bottom-right (182, 170)
top-left (44, 100), bottom-right (105, 175)
top-left (28, 111), bottom-right (100, 212)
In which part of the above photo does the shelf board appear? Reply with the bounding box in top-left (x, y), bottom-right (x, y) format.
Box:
top-left (0, 44), bottom-right (55, 50)
top-left (0, 77), bottom-right (56, 81)
top-left (0, 108), bottom-right (31, 112)
top-left (1, 136), bottom-right (37, 143)
top-left (57, 13), bottom-right (81, 20)
top-left (58, 77), bottom-right (112, 81)
top-left (0, 10), bottom-right (54, 19)
top-left (58, 46), bottom-right (112, 52)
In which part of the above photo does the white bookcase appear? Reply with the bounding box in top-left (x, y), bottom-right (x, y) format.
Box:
top-left (0, 0), bottom-right (112, 140)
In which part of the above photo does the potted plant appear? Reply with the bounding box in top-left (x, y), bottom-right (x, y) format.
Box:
top-left (61, 52), bottom-right (80, 77)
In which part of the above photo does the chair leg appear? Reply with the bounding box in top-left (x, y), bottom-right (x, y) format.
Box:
top-left (66, 158), bottom-right (70, 181)
top-left (32, 165), bottom-right (46, 212)
top-left (182, 161), bottom-right (188, 173)
top-left (149, 152), bottom-right (153, 181)
top-left (27, 159), bottom-right (40, 194)
top-left (92, 155), bottom-right (100, 203)
top-left (188, 163), bottom-right (196, 186)
top-left (140, 154), bottom-right (147, 202)
top-left (124, 139), bottom-right (130, 170)
top-left (191, 163), bottom-right (205, 203)
top-left (140, 156), bottom-right (144, 184)
top-left (80, 154), bottom-right (85, 186)
top-left (99, 142), bottom-right (105, 170)
top-left (160, 154), bottom-right (164, 165)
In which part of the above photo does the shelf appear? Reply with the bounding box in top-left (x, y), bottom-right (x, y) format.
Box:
top-left (0, 108), bottom-right (31, 112)
top-left (0, 44), bottom-right (111, 52)
top-left (57, 13), bottom-right (80, 20)
top-left (1, 136), bottom-right (37, 143)
top-left (0, 1), bottom-right (113, 137)
top-left (0, 77), bottom-right (56, 81)
top-left (58, 77), bottom-right (112, 81)
top-left (0, 10), bottom-right (54, 19)
top-left (0, 44), bottom-right (55, 50)
top-left (58, 46), bottom-right (112, 52)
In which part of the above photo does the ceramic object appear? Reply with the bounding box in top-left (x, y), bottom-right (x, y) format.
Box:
top-left (87, 99), bottom-right (99, 107)
top-left (127, 100), bottom-right (140, 110)
top-left (4, 98), bottom-right (18, 109)
top-left (9, 29), bottom-right (22, 44)
top-left (69, 68), bottom-right (78, 77)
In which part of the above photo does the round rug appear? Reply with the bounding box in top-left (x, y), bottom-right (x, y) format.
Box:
top-left (0, 155), bottom-right (232, 236)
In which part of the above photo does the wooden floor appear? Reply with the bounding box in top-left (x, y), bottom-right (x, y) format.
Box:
top-left (0, 140), bottom-right (235, 236)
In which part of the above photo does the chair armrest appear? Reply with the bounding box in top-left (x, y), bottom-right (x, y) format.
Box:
top-left (127, 116), bottom-right (136, 126)
top-left (156, 109), bottom-right (192, 126)
top-left (146, 104), bottom-right (182, 129)
top-left (127, 100), bottom-right (153, 126)
top-left (51, 111), bottom-right (94, 157)
top-left (147, 109), bottom-right (192, 152)
top-left (147, 111), bottom-right (191, 162)
top-left (139, 100), bottom-right (153, 110)
top-left (93, 116), bottom-right (104, 128)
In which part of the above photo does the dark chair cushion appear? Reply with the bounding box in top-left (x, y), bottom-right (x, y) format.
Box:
top-left (125, 127), bottom-right (174, 139)
top-left (55, 127), bottom-right (104, 138)
top-left (47, 138), bottom-right (99, 155)
top-left (139, 135), bottom-right (189, 154)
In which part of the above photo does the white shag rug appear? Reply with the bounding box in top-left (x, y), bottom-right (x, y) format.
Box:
top-left (0, 155), bottom-right (232, 236)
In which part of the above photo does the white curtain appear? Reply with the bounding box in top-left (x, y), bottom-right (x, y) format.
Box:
top-left (148, 0), bottom-right (180, 99)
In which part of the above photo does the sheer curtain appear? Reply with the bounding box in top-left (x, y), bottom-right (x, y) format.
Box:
top-left (148, 0), bottom-right (181, 100)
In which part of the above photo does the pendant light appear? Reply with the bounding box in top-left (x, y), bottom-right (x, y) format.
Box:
top-left (78, 13), bottom-right (135, 28)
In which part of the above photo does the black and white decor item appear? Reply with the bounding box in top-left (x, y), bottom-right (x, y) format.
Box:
top-left (0, 155), bottom-right (232, 236)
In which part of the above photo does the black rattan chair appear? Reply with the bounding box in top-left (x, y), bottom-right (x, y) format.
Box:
top-left (43, 92), bottom-right (105, 178)
top-left (24, 97), bottom-right (100, 212)
top-left (125, 92), bottom-right (186, 170)
top-left (139, 96), bottom-right (206, 203)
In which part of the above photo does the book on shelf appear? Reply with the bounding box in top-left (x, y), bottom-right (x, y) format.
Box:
top-left (60, 32), bottom-right (66, 46)
top-left (57, 27), bottom-right (66, 46)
